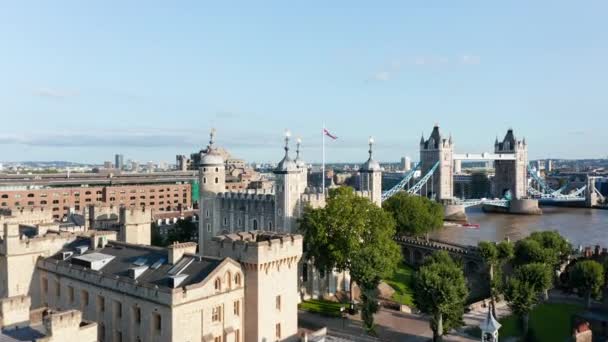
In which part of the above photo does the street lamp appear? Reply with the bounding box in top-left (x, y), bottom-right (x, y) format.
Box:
top-left (340, 306), bottom-right (346, 329)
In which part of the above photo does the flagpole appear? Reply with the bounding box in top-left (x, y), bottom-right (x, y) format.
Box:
top-left (322, 123), bottom-right (326, 191)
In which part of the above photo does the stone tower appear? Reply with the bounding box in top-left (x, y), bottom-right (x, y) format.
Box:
top-left (207, 232), bottom-right (303, 342)
top-left (493, 129), bottom-right (528, 199)
top-left (274, 131), bottom-right (306, 233)
top-left (199, 129), bottom-right (226, 254)
top-left (294, 137), bottom-right (308, 191)
top-left (359, 137), bottom-right (382, 206)
top-left (118, 206), bottom-right (152, 245)
top-left (419, 125), bottom-right (454, 201)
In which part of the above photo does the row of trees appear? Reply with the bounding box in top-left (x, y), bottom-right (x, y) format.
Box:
top-left (300, 188), bottom-right (458, 336)
top-left (479, 231), bottom-right (608, 337)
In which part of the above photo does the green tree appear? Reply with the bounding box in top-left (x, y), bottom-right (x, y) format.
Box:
top-left (514, 231), bottom-right (571, 272)
top-left (299, 186), bottom-right (401, 333)
top-left (568, 260), bottom-right (605, 308)
top-left (504, 277), bottom-right (538, 336)
top-left (478, 241), bottom-right (499, 315)
top-left (497, 240), bottom-right (515, 261)
top-left (414, 251), bottom-right (469, 342)
top-left (151, 222), bottom-right (166, 247)
top-left (514, 263), bottom-right (553, 300)
top-left (166, 218), bottom-right (197, 244)
top-left (382, 192), bottom-right (443, 238)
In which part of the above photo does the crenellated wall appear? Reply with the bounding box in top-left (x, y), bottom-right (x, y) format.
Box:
top-left (208, 232), bottom-right (303, 342)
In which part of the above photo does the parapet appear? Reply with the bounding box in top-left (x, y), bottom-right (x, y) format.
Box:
top-left (0, 295), bottom-right (31, 329)
top-left (43, 309), bottom-right (83, 335)
top-left (216, 191), bottom-right (275, 202)
top-left (0, 207), bottom-right (53, 225)
top-left (119, 206), bottom-right (152, 225)
top-left (209, 230), bottom-right (303, 266)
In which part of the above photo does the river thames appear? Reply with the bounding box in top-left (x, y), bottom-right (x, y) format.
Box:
top-left (431, 206), bottom-right (608, 248)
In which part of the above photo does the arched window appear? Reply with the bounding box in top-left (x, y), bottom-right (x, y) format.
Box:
top-left (223, 217), bottom-right (228, 226)
top-left (27, 193), bottom-right (35, 198)
top-left (1, 194), bottom-right (8, 199)
top-left (234, 273), bottom-right (241, 286)
top-left (214, 278), bottom-right (221, 291)
top-left (203, 177), bottom-right (207, 184)
top-left (252, 219), bottom-right (258, 230)
top-left (214, 177), bottom-right (219, 184)
top-left (215, 167), bottom-right (219, 172)
top-left (268, 221), bottom-right (273, 230)
top-left (226, 272), bottom-right (232, 289)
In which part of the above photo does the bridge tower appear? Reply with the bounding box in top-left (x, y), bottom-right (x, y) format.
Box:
top-left (493, 129), bottom-right (528, 199)
top-left (420, 124), bottom-right (454, 201)
top-left (586, 176), bottom-right (600, 207)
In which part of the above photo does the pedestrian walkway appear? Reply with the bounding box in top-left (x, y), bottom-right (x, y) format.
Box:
top-left (299, 308), bottom-right (480, 341)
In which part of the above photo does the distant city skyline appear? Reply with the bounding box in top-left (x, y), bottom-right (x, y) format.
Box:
top-left (2, 1), bottom-right (607, 163)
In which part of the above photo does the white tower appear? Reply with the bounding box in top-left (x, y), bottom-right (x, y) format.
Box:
top-left (274, 131), bottom-right (306, 233)
top-left (359, 137), bottom-right (382, 207)
top-left (198, 129), bottom-right (225, 254)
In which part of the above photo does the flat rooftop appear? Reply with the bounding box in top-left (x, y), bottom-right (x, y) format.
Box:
top-left (0, 171), bottom-right (197, 188)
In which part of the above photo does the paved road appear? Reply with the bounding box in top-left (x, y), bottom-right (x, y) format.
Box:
top-left (299, 308), bottom-right (482, 342)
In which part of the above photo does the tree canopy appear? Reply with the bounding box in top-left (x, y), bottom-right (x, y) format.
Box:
top-left (568, 260), bottom-right (605, 308)
top-left (513, 263), bottom-right (553, 296)
top-left (414, 251), bottom-right (468, 341)
top-left (504, 276), bottom-right (538, 336)
top-left (299, 186), bottom-right (401, 333)
top-left (514, 231), bottom-right (571, 270)
top-left (382, 192), bottom-right (444, 237)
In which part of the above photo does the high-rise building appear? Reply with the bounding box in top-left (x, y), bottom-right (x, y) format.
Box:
top-left (400, 156), bottom-right (411, 171)
top-left (103, 161), bottom-right (113, 169)
top-left (114, 154), bottom-right (124, 170)
top-left (130, 160), bottom-right (139, 172)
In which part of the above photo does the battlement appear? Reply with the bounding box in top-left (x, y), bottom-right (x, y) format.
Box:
top-left (119, 206), bottom-right (152, 225)
top-left (209, 230), bottom-right (303, 267)
top-left (43, 309), bottom-right (83, 334)
top-left (0, 207), bottom-right (53, 225)
top-left (216, 191), bottom-right (275, 202)
top-left (0, 295), bottom-right (30, 328)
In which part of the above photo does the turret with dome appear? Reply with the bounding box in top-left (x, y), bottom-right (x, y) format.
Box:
top-left (359, 136), bottom-right (382, 206)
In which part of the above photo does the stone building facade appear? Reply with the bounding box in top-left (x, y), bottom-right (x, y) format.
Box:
top-left (35, 231), bottom-right (302, 342)
top-left (0, 300), bottom-right (98, 342)
top-left (198, 131), bottom-right (381, 299)
top-left (207, 232), bottom-right (303, 342)
top-left (0, 182), bottom-right (192, 220)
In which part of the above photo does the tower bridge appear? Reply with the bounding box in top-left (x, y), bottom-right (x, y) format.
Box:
top-left (382, 124), bottom-right (602, 220)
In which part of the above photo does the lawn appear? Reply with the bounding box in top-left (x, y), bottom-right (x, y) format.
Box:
top-left (298, 299), bottom-right (345, 317)
top-left (498, 302), bottom-right (584, 341)
top-left (384, 262), bottom-right (416, 308)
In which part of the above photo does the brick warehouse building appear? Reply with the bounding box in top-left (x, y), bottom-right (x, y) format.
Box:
top-left (0, 172), bottom-right (198, 220)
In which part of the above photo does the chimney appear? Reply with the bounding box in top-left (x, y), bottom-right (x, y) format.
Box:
top-left (167, 242), bottom-right (197, 264)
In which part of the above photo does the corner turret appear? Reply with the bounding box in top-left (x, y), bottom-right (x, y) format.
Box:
top-left (359, 137), bottom-right (382, 206)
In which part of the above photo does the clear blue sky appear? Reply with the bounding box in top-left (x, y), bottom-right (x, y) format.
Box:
top-left (1, 1), bottom-right (607, 164)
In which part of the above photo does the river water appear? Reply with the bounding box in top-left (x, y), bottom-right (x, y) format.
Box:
top-left (431, 207), bottom-right (608, 248)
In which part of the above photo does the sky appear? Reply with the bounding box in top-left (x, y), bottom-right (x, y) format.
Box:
top-left (1, 1), bottom-right (607, 164)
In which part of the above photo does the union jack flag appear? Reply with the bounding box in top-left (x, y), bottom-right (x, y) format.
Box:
top-left (323, 128), bottom-right (337, 140)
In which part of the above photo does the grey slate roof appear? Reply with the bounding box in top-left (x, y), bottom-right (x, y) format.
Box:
top-left (43, 238), bottom-right (224, 290)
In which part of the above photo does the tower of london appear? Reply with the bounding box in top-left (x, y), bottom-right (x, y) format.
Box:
top-left (198, 130), bottom-right (382, 298)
